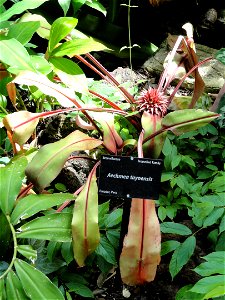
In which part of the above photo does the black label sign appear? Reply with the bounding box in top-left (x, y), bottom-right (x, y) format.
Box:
top-left (98, 155), bottom-right (163, 200)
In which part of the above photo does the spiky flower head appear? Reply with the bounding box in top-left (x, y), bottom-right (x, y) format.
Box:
top-left (136, 87), bottom-right (169, 117)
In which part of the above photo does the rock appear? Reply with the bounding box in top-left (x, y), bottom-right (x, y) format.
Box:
top-left (142, 41), bottom-right (225, 93)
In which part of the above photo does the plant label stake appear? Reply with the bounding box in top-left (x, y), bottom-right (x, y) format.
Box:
top-left (98, 155), bottom-right (163, 200)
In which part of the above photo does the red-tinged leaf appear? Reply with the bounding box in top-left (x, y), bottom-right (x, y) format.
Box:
top-left (3, 111), bottom-right (39, 146)
top-left (75, 115), bottom-right (95, 130)
top-left (119, 199), bottom-right (161, 285)
top-left (12, 71), bottom-right (81, 108)
top-left (141, 112), bottom-right (166, 158)
top-left (25, 130), bottom-right (102, 190)
top-left (72, 163), bottom-right (100, 266)
top-left (6, 82), bottom-right (17, 106)
top-left (95, 113), bottom-right (123, 154)
top-left (162, 109), bottom-right (219, 135)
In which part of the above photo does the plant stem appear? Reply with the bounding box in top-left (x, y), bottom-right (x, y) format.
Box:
top-left (0, 104), bottom-right (8, 114)
top-left (0, 215), bottom-right (17, 279)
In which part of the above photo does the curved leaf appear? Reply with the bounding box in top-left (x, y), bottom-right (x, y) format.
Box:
top-left (14, 259), bottom-right (64, 300)
top-left (7, 21), bottom-right (40, 45)
top-left (162, 109), bottom-right (219, 135)
top-left (11, 193), bottom-right (75, 225)
top-left (72, 163), bottom-right (100, 266)
top-left (0, 156), bottom-right (27, 215)
top-left (6, 271), bottom-right (28, 300)
top-left (48, 17), bottom-right (78, 54)
top-left (0, 0), bottom-right (49, 22)
top-left (12, 71), bottom-right (79, 107)
top-left (17, 245), bottom-right (37, 262)
top-left (51, 37), bottom-right (108, 57)
top-left (0, 38), bottom-right (35, 74)
top-left (120, 199), bottom-right (161, 285)
top-left (16, 213), bottom-right (72, 242)
top-left (160, 222), bottom-right (192, 235)
top-left (25, 130), bottom-right (102, 190)
top-left (3, 111), bottom-right (39, 146)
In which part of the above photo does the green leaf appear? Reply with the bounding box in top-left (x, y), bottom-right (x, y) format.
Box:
top-left (209, 173), bottom-right (225, 192)
top-left (25, 130), bottom-right (102, 190)
top-left (0, 156), bottom-right (27, 215)
top-left (0, 38), bottom-right (35, 74)
top-left (194, 262), bottom-right (225, 277)
top-left (17, 245), bottom-right (37, 262)
top-left (11, 193), bottom-right (75, 225)
top-left (6, 271), bottom-right (28, 300)
top-left (106, 229), bottom-right (120, 248)
top-left (66, 282), bottom-right (94, 298)
top-left (58, 0), bottom-right (71, 15)
top-left (7, 21), bottom-right (40, 45)
top-left (61, 242), bottom-right (74, 264)
top-left (219, 215), bottom-right (225, 234)
top-left (160, 222), bottom-right (192, 235)
top-left (190, 275), bottom-right (225, 295)
top-left (175, 285), bottom-right (204, 300)
top-left (71, 0), bottom-right (86, 14)
top-left (98, 201), bottom-right (109, 219)
top-left (30, 55), bottom-right (52, 75)
top-left (95, 236), bottom-right (117, 265)
top-left (86, 0), bottom-right (106, 16)
top-left (14, 259), bottom-right (64, 299)
top-left (0, 0), bottom-right (49, 22)
top-left (162, 109), bottom-right (219, 135)
top-left (216, 48), bottom-right (225, 65)
top-left (16, 213), bottom-right (72, 242)
top-left (0, 277), bottom-right (6, 300)
top-left (169, 236), bottom-right (196, 279)
top-left (104, 209), bottom-right (123, 228)
top-left (161, 240), bottom-right (180, 256)
top-left (203, 207), bottom-right (224, 228)
top-left (161, 172), bottom-right (175, 182)
top-left (158, 206), bottom-right (167, 221)
top-left (51, 37), bottom-right (108, 57)
top-left (50, 57), bottom-right (88, 93)
top-left (48, 17), bottom-right (78, 54)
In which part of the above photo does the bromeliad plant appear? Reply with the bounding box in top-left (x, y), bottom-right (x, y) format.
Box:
top-left (0, 14), bottom-right (221, 297)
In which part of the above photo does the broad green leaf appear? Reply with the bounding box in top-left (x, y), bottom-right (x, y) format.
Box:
top-left (0, 211), bottom-right (11, 259)
top-left (66, 282), bottom-right (94, 298)
top-left (71, 0), bottom-right (86, 13)
top-left (86, 0), bottom-right (106, 16)
top-left (13, 71), bottom-right (80, 107)
top-left (219, 215), bottom-right (225, 234)
top-left (204, 285), bottom-right (225, 298)
top-left (16, 213), bottom-right (72, 242)
top-left (25, 130), bottom-right (102, 190)
top-left (6, 271), bottom-right (28, 300)
top-left (11, 193), bottom-right (75, 225)
top-left (17, 245), bottom-right (37, 262)
top-left (161, 240), bottom-right (180, 256)
top-left (95, 236), bottom-right (117, 265)
top-left (0, 0), bottom-right (49, 22)
top-left (105, 209), bottom-right (123, 228)
top-left (7, 22), bottom-right (40, 45)
top-left (203, 207), bottom-right (224, 228)
top-left (190, 275), bottom-right (225, 295)
top-left (72, 165), bottom-right (100, 266)
top-left (175, 285), bottom-right (204, 300)
top-left (203, 251), bottom-right (225, 263)
top-left (48, 17), bottom-right (78, 54)
top-left (0, 156), bottom-right (27, 215)
top-left (106, 229), bottom-right (120, 248)
top-left (194, 261), bottom-right (225, 276)
top-left (0, 38), bottom-right (35, 74)
top-left (3, 111), bottom-right (39, 146)
top-left (51, 37), bottom-right (108, 57)
top-left (58, 0), bottom-right (71, 15)
top-left (169, 236), bottom-right (196, 279)
top-left (209, 173), bottom-right (225, 192)
top-left (0, 277), bottom-right (6, 300)
top-left (50, 57), bottom-right (88, 93)
top-left (161, 172), bottom-right (175, 182)
top-left (162, 109), bottom-right (219, 135)
top-left (0, 0), bottom-right (7, 7)
top-left (19, 13), bottom-right (51, 39)
top-left (160, 222), bottom-right (192, 235)
top-left (61, 242), bottom-right (74, 264)
top-left (30, 55), bottom-right (52, 75)
top-left (14, 259), bottom-right (64, 299)
top-left (98, 201), bottom-right (109, 219)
